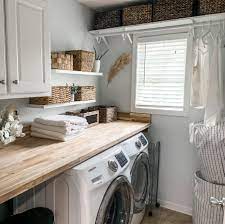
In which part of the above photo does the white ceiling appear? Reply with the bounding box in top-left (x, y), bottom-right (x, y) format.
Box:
top-left (78, 0), bottom-right (141, 10)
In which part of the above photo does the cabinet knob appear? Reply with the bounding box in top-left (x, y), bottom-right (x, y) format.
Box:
top-left (0, 80), bottom-right (5, 85)
top-left (12, 80), bottom-right (18, 85)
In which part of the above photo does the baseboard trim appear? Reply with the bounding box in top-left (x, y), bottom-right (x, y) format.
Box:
top-left (158, 199), bottom-right (192, 216)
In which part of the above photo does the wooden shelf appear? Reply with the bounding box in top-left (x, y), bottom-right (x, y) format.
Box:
top-left (90, 13), bottom-right (225, 37)
top-left (29, 100), bottom-right (96, 109)
top-left (52, 69), bottom-right (103, 77)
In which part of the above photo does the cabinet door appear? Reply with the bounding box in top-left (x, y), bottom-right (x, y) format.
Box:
top-left (0, 0), bottom-right (7, 95)
top-left (6, 0), bottom-right (50, 95)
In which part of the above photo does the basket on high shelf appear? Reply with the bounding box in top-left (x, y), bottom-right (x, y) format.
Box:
top-left (199, 0), bottom-right (225, 15)
top-left (75, 86), bottom-right (96, 101)
top-left (51, 52), bottom-right (73, 71)
top-left (153, 0), bottom-right (193, 22)
top-left (122, 4), bottom-right (152, 26)
top-left (66, 50), bottom-right (95, 72)
top-left (30, 86), bottom-right (71, 105)
top-left (94, 9), bottom-right (122, 30)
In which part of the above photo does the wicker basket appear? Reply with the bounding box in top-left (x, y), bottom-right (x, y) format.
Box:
top-left (75, 86), bottom-right (96, 101)
top-left (66, 50), bottom-right (95, 72)
top-left (153, 0), bottom-right (193, 22)
top-left (99, 106), bottom-right (118, 123)
top-left (30, 86), bottom-right (71, 105)
top-left (199, 0), bottom-right (225, 15)
top-left (123, 4), bottom-right (152, 26)
top-left (94, 9), bottom-right (122, 30)
top-left (51, 52), bottom-right (73, 71)
top-left (66, 110), bottom-right (99, 127)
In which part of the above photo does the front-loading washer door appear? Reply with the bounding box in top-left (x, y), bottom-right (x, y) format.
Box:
top-left (95, 176), bottom-right (134, 224)
top-left (131, 152), bottom-right (150, 213)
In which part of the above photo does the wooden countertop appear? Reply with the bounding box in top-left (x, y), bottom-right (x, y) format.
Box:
top-left (0, 121), bottom-right (149, 204)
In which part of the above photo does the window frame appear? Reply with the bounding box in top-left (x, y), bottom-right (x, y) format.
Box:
top-left (131, 28), bottom-right (193, 117)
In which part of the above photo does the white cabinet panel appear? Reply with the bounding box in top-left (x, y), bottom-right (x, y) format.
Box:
top-left (6, 0), bottom-right (50, 95)
top-left (0, 0), bottom-right (7, 95)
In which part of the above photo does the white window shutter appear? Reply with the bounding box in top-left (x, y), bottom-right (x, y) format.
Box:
top-left (135, 37), bottom-right (188, 112)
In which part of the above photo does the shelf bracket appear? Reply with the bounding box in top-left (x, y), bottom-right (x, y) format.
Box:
top-left (126, 33), bottom-right (133, 44)
top-left (121, 33), bottom-right (133, 45)
top-left (96, 36), bottom-right (102, 44)
top-left (102, 36), bottom-right (109, 47)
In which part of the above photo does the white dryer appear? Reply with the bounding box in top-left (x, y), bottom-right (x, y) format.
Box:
top-left (46, 143), bottom-right (134, 224)
top-left (122, 133), bottom-right (150, 224)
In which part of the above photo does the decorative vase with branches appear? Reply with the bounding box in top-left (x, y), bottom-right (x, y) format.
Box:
top-left (93, 48), bottom-right (109, 73)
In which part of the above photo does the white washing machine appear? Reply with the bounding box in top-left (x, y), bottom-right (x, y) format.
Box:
top-left (122, 133), bottom-right (150, 224)
top-left (45, 143), bottom-right (134, 224)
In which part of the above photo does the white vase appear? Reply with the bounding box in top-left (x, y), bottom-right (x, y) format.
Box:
top-left (71, 94), bottom-right (75, 102)
top-left (93, 60), bottom-right (101, 73)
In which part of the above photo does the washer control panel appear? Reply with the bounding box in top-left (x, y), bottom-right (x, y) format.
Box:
top-left (115, 151), bottom-right (128, 168)
top-left (138, 134), bottom-right (148, 146)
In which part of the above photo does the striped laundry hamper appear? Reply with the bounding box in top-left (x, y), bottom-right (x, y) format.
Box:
top-left (194, 171), bottom-right (225, 224)
top-left (190, 122), bottom-right (225, 185)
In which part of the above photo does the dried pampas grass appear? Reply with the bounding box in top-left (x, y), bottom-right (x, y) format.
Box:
top-left (108, 53), bottom-right (132, 85)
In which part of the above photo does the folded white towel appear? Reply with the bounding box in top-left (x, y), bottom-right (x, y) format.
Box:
top-left (31, 126), bottom-right (83, 140)
top-left (31, 131), bottom-right (77, 142)
top-left (34, 115), bottom-right (88, 128)
top-left (32, 122), bottom-right (86, 135)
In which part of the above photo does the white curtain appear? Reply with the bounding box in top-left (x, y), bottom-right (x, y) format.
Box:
top-left (191, 25), bottom-right (225, 126)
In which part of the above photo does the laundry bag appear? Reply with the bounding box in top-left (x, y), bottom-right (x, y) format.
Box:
top-left (190, 122), bottom-right (225, 185)
top-left (193, 171), bottom-right (225, 224)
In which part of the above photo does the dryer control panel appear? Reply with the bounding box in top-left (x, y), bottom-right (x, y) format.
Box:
top-left (115, 151), bottom-right (128, 168)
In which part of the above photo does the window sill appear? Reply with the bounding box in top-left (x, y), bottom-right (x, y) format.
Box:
top-left (132, 106), bottom-right (188, 117)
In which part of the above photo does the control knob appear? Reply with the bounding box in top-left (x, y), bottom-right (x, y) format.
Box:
top-left (108, 160), bottom-right (118, 172)
top-left (135, 140), bottom-right (142, 149)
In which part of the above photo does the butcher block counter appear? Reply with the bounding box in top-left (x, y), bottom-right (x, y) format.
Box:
top-left (0, 120), bottom-right (149, 204)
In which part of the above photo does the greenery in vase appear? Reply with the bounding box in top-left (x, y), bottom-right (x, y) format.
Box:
top-left (71, 84), bottom-right (79, 95)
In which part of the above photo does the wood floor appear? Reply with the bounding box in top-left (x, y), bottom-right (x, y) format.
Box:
top-left (142, 208), bottom-right (192, 224)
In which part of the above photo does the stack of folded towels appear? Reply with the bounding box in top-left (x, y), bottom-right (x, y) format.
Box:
top-left (31, 115), bottom-right (88, 141)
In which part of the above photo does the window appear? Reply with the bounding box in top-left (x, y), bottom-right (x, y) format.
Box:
top-left (132, 32), bottom-right (191, 116)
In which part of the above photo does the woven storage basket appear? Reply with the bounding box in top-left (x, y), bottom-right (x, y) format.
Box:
top-left (30, 86), bottom-right (71, 105)
top-left (66, 50), bottom-right (95, 72)
top-left (153, 0), bottom-right (193, 22)
top-left (123, 4), bottom-right (152, 26)
top-left (99, 106), bottom-right (117, 123)
top-left (199, 0), bottom-right (225, 15)
top-left (94, 9), bottom-right (122, 30)
top-left (193, 171), bottom-right (225, 224)
top-left (75, 86), bottom-right (96, 101)
top-left (191, 122), bottom-right (225, 185)
top-left (51, 52), bottom-right (73, 71)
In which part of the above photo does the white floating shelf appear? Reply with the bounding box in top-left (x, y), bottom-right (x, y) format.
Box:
top-left (90, 13), bottom-right (225, 37)
top-left (52, 69), bottom-right (103, 77)
top-left (29, 100), bottom-right (96, 109)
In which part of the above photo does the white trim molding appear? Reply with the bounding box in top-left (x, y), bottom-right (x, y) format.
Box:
top-left (131, 28), bottom-right (193, 117)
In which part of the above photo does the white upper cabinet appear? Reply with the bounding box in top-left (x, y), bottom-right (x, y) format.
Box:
top-left (0, 0), bottom-right (7, 95)
top-left (4, 0), bottom-right (50, 97)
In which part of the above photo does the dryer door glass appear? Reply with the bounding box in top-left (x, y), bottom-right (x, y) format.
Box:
top-left (95, 176), bottom-right (133, 224)
top-left (131, 152), bottom-right (150, 213)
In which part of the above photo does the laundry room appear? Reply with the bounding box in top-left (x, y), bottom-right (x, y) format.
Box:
top-left (0, 0), bottom-right (224, 223)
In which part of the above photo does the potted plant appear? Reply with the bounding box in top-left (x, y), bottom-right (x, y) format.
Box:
top-left (71, 84), bottom-right (79, 102)
top-left (93, 48), bottom-right (109, 73)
